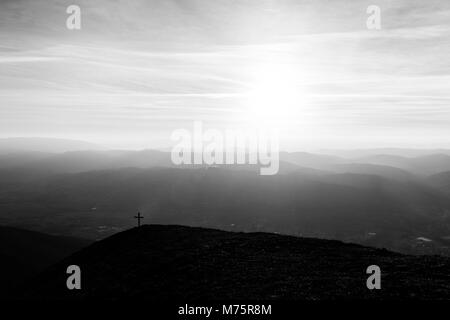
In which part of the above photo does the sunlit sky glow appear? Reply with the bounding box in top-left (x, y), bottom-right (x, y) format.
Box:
top-left (0, 0), bottom-right (450, 150)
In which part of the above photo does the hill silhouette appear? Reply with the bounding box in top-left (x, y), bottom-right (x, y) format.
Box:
top-left (0, 226), bottom-right (91, 297)
top-left (21, 225), bottom-right (450, 300)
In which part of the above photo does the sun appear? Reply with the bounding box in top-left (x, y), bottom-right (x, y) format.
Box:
top-left (242, 63), bottom-right (308, 129)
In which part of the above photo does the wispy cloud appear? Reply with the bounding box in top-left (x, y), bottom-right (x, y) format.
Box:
top-left (0, 0), bottom-right (449, 149)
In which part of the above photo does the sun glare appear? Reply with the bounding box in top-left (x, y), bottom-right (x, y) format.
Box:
top-left (242, 63), bottom-right (308, 129)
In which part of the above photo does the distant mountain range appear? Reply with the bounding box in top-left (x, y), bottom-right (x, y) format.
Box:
top-left (0, 137), bottom-right (104, 154)
top-left (2, 144), bottom-right (450, 175)
top-left (1, 142), bottom-right (450, 255)
top-left (428, 171), bottom-right (450, 195)
top-left (319, 148), bottom-right (450, 158)
top-left (20, 225), bottom-right (450, 300)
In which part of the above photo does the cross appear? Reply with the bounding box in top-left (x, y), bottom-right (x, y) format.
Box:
top-left (134, 211), bottom-right (144, 227)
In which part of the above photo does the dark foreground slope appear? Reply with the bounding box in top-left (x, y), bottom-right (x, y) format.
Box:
top-left (0, 226), bottom-right (91, 297)
top-left (22, 225), bottom-right (450, 300)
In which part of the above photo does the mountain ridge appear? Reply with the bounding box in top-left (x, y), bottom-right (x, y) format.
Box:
top-left (0, 225), bottom-right (91, 297)
top-left (20, 224), bottom-right (450, 300)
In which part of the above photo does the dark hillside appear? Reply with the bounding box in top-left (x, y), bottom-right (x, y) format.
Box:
top-left (22, 225), bottom-right (450, 300)
top-left (0, 226), bottom-right (91, 297)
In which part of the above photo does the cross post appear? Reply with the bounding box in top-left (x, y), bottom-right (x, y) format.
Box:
top-left (134, 212), bottom-right (144, 227)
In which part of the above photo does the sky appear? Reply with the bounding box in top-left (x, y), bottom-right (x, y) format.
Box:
top-left (0, 0), bottom-right (449, 150)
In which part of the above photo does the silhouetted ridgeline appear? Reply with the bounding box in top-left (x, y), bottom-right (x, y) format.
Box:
top-left (19, 225), bottom-right (450, 300)
top-left (0, 226), bottom-right (91, 297)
